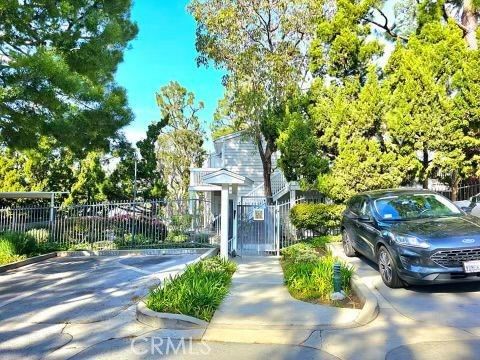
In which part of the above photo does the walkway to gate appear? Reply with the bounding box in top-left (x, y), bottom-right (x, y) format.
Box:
top-left (203, 257), bottom-right (360, 345)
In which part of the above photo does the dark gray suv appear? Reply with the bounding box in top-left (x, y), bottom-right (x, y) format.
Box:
top-left (342, 189), bottom-right (480, 288)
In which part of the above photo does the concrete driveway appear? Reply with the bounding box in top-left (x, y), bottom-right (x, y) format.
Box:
top-left (307, 244), bottom-right (480, 359)
top-left (339, 247), bottom-right (480, 332)
top-left (0, 252), bottom-right (206, 359)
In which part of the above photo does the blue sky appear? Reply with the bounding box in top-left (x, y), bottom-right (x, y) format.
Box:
top-left (115, 0), bottom-right (224, 151)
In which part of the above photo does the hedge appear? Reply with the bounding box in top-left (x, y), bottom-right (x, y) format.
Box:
top-left (290, 203), bottom-right (345, 233)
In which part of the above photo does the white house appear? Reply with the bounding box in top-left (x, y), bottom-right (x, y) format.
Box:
top-left (189, 132), bottom-right (318, 258)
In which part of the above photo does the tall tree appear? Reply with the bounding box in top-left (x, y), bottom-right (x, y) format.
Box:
top-left (279, 0), bottom-right (480, 202)
top-left (0, 1), bottom-right (137, 152)
top-left (66, 151), bottom-right (106, 204)
top-left (103, 127), bottom-right (168, 201)
top-left (189, 0), bottom-right (317, 199)
top-left (136, 122), bottom-right (167, 199)
top-left (155, 82), bottom-right (206, 201)
top-left (102, 136), bottom-right (137, 200)
top-left (0, 138), bottom-right (75, 194)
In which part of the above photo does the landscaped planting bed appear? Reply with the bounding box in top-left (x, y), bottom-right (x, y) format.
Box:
top-left (281, 235), bottom-right (361, 308)
top-left (0, 231), bottom-right (60, 265)
top-left (146, 256), bottom-right (237, 321)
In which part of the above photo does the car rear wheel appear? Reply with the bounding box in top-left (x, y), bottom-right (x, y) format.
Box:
top-left (377, 246), bottom-right (404, 288)
top-left (342, 229), bottom-right (357, 257)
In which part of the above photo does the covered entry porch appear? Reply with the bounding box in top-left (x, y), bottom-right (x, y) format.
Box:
top-left (189, 168), bottom-right (308, 258)
top-left (189, 168), bottom-right (254, 258)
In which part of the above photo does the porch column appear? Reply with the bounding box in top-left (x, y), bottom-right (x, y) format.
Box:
top-left (202, 169), bottom-right (254, 259)
top-left (290, 189), bottom-right (296, 207)
top-left (220, 184), bottom-right (229, 259)
top-left (231, 184), bottom-right (238, 254)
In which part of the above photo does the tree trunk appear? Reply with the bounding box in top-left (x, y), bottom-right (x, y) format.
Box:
top-left (451, 171), bottom-right (461, 202)
top-left (462, 0), bottom-right (478, 50)
top-left (421, 146), bottom-right (429, 189)
top-left (256, 135), bottom-right (273, 203)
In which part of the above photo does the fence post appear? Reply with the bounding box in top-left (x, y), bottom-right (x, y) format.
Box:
top-left (49, 193), bottom-right (55, 224)
top-left (275, 202), bottom-right (280, 256)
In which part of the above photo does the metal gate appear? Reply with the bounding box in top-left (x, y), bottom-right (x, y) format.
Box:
top-left (236, 196), bottom-right (325, 256)
top-left (237, 197), bottom-right (278, 256)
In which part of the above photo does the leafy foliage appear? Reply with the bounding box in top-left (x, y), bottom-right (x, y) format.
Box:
top-left (0, 231), bottom-right (38, 265)
top-left (281, 241), bottom-right (354, 302)
top-left (189, 0), bottom-right (317, 197)
top-left (156, 81), bottom-right (207, 200)
top-left (0, 0), bottom-right (137, 152)
top-left (278, 1), bottom-right (480, 202)
top-left (146, 256), bottom-right (236, 321)
top-left (65, 151), bottom-right (106, 204)
top-left (290, 203), bottom-right (345, 233)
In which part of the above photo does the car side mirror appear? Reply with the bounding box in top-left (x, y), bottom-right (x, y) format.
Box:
top-left (357, 214), bottom-right (373, 222)
top-left (461, 206), bottom-right (472, 214)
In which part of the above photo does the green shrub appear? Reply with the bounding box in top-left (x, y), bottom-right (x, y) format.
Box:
top-left (281, 240), bottom-right (354, 302)
top-left (0, 231), bottom-right (37, 255)
top-left (0, 252), bottom-right (25, 265)
top-left (290, 203), bottom-right (345, 233)
top-left (281, 242), bottom-right (317, 262)
top-left (146, 256), bottom-right (236, 321)
top-left (308, 235), bottom-right (341, 248)
top-left (0, 231), bottom-right (38, 265)
top-left (36, 242), bottom-right (70, 253)
top-left (283, 254), bottom-right (354, 301)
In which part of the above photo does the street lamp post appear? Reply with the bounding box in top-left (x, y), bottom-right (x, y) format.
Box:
top-left (132, 157), bottom-right (138, 244)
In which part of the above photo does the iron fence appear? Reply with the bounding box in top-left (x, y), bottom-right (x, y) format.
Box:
top-left (276, 197), bottom-right (337, 251)
top-left (0, 199), bottom-right (220, 250)
top-left (430, 182), bottom-right (480, 202)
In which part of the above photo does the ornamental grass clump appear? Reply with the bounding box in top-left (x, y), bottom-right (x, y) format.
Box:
top-left (0, 231), bottom-right (38, 265)
top-left (281, 239), bottom-right (354, 302)
top-left (146, 256), bottom-right (236, 321)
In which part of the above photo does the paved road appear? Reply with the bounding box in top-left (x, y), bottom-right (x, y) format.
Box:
top-left (5, 248), bottom-right (480, 360)
top-left (0, 253), bottom-right (203, 359)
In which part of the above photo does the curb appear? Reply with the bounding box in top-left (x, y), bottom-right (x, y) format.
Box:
top-left (135, 247), bottom-right (218, 334)
top-left (57, 247), bottom-right (218, 257)
top-left (0, 252), bottom-right (57, 273)
top-left (326, 243), bottom-right (379, 328)
top-left (350, 275), bottom-right (379, 326)
top-left (136, 301), bottom-right (208, 331)
top-left (0, 247), bottom-right (218, 273)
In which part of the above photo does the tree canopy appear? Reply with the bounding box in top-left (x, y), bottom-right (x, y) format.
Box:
top-left (277, 0), bottom-right (480, 202)
top-left (156, 81), bottom-right (206, 201)
top-left (189, 0), bottom-right (317, 198)
top-left (0, 0), bottom-right (137, 153)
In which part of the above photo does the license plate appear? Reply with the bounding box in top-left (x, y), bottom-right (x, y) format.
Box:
top-left (463, 260), bottom-right (480, 273)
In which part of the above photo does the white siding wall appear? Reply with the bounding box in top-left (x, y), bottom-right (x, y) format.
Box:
top-left (220, 135), bottom-right (277, 197)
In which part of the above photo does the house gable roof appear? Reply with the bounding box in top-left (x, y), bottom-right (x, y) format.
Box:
top-left (202, 168), bottom-right (254, 186)
top-left (213, 131), bottom-right (244, 143)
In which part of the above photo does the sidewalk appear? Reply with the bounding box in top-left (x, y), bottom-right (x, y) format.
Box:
top-left (203, 257), bottom-right (360, 345)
